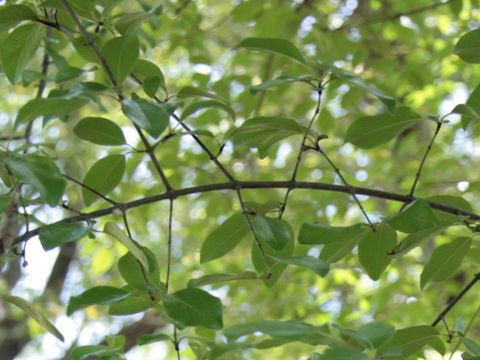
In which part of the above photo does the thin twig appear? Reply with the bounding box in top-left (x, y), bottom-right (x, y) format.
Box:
top-left (63, 173), bottom-right (118, 205)
top-left (315, 147), bottom-right (374, 229)
top-left (279, 88), bottom-right (322, 220)
top-left (447, 302), bottom-right (480, 360)
top-left (166, 199), bottom-right (174, 292)
top-left (408, 120), bottom-right (443, 198)
top-left (254, 55), bottom-right (274, 117)
top-left (12, 180), bottom-right (480, 247)
top-left (432, 273), bottom-right (480, 327)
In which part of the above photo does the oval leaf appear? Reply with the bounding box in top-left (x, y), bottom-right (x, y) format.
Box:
top-left (200, 213), bottom-right (249, 263)
top-left (82, 155), bottom-right (125, 205)
top-left (299, 222), bottom-right (365, 245)
top-left (358, 223), bottom-right (397, 280)
top-left (163, 288), bottom-right (223, 329)
top-left (16, 97), bottom-right (89, 126)
top-left (250, 75), bottom-right (313, 95)
top-left (356, 322), bottom-right (395, 349)
top-left (74, 117), bottom-right (126, 146)
top-left (121, 96), bottom-right (170, 138)
top-left (454, 28), bottom-right (480, 64)
top-left (104, 222), bottom-right (149, 271)
top-left (39, 222), bottom-right (92, 250)
top-left (181, 100), bottom-right (235, 120)
top-left (385, 199), bottom-right (440, 233)
top-left (71, 345), bottom-right (122, 360)
top-left (236, 37), bottom-right (306, 64)
top-left (132, 59), bottom-right (166, 92)
top-left (252, 215), bottom-right (290, 251)
top-left (5, 154), bottom-right (66, 206)
top-left (1, 23), bottom-right (42, 84)
top-left (117, 248), bottom-right (160, 290)
top-left (102, 32), bottom-right (139, 84)
top-left (177, 86), bottom-right (228, 103)
top-left (344, 107), bottom-right (421, 149)
top-left (3, 295), bottom-right (64, 342)
top-left (0, 5), bottom-right (38, 31)
top-left (382, 325), bottom-right (438, 357)
top-left (420, 236), bottom-right (472, 289)
top-left (67, 286), bottom-right (129, 315)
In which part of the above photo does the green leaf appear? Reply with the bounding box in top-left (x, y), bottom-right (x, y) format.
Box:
top-left (114, 12), bottom-right (155, 35)
top-left (54, 66), bottom-right (84, 83)
top-left (454, 28), bottom-right (480, 63)
top-left (1, 23), bottom-right (42, 84)
top-left (355, 322), bottom-right (395, 349)
top-left (71, 345), bottom-right (122, 360)
top-left (72, 36), bottom-right (102, 64)
top-left (104, 222), bottom-right (149, 271)
top-left (181, 100), bottom-right (235, 120)
top-left (16, 97), bottom-right (89, 126)
top-left (102, 32), bottom-right (139, 84)
top-left (298, 222), bottom-right (365, 244)
top-left (453, 104), bottom-right (480, 128)
top-left (132, 59), bottom-right (166, 92)
top-left (0, 5), bottom-right (38, 32)
top-left (3, 295), bottom-right (64, 342)
top-left (315, 347), bottom-right (372, 360)
top-left (121, 96), bottom-right (170, 138)
top-left (163, 288), bottom-right (223, 329)
top-left (177, 86), bottom-right (229, 103)
top-left (39, 222), bottom-right (92, 250)
top-left (454, 318), bottom-right (467, 334)
top-left (108, 294), bottom-right (152, 315)
top-left (224, 320), bottom-right (322, 342)
top-left (200, 213), bottom-right (249, 263)
top-left (252, 215), bottom-right (290, 251)
top-left (143, 76), bottom-right (161, 97)
top-left (382, 325), bottom-right (438, 357)
top-left (236, 37), bottom-right (306, 64)
top-left (268, 255), bottom-right (329, 277)
top-left (391, 226), bottom-right (444, 256)
top-left (320, 229), bottom-right (369, 263)
top-left (74, 117), bottom-right (126, 146)
top-left (82, 155), bottom-right (125, 205)
top-left (0, 196), bottom-right (11, 214)
top-left (462, 338), bottom-right (480, 356)
top-left (117, 249), bottom-right (160, 290)
top-left (427, 195), bottom-right (475, 226)
top-left (344, 106), bottom-right (421, 149)
top-left (138, 333), bottom-right (171, 345)
top-left (462, 82), bottom-right (480, 129)
top-left (249, 75), bottom-right (313, 95)
top-left (358, 223), bottom-right (397, 280)
top-left (187, 272), bottom-right (257, 288)
top-left (420, 236), bottom-right (472, 289)
top-left (385, 199), bottom-right (440, 233)
top-left (229, 116), bottom-right (305, 158)
top-left (67, 286), bottom-right (129, 315)
top-left (5, 154), bottom-right (66, 206)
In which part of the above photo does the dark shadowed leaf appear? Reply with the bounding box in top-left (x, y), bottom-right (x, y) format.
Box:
top-left (163, 288), bottom-right (223, 329)
top-left (82, 155), bottom-right (125, 205)
top-left (454, 28), bottom-right (480, 63)
top-left (236, 37), bottom-right (306, 64)
top-left (269, 255), bottom-right (329, 277)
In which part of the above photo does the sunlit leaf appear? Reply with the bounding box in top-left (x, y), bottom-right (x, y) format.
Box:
top-left (74, 117), bottom-right (126, 145)
top-left (71, 345), bottom-right (122, 360)
top-left (454, 28), bottom-right (480, 63)
top-left (236, 37), bottom-right (306, 64)
top-left (381, 325), bottom-right (438, 357)
top-left (385, 199), bottom-right (440, 233)
top-left (188, 272), bottom-right (257, 288)
top-left (67, 286), bottom-right (129, 315)
top-left (299, 222), bottom-right (365, 244)
top-left (0, 5), bottom-right (38, 31)
top-left (16, 97), bottom-right (89, 126)
top-left (102, 32), bottom-right (139, 84)
top-left (138, 333), bottom-right (171, 345)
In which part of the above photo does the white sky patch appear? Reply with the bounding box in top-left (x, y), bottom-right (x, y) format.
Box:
top-left (122, 126), bottom-right (138, 146)
top-left (355, 169), bottom-right (368, 181)
top-left (274, 143), bottom-right (292, 168)
top-left (439, 85), bottom-right (468, 122)
top-left (326, 204), bottom-right (337, 218)
top-left (192, 63), bottom-right (212, 75)
top-left (298, 16), bottom-right (317, 38)
top-left (400, 16), bottom-right (418, 30)
top-left (457, 180), bottom-right (469, 192)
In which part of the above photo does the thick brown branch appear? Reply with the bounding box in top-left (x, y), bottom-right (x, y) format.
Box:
top-left (12, 180), bottom-right (480, 246)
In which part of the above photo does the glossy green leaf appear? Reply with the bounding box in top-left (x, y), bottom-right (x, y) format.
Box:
top-left (382, 325), bottom-right (438, 357)
top-left (269, 255), bottom-right (329, 277)
top-left (391, 226), bottom-right (444, 256)
top-left (82, 155), bottom-right (125, 205)
top-left (5, 154), bottom-right (66, 206)
top-left (104, 222), bottom-right (149, 271)
top-left (71, 345), bottom-right (122, 360)
top-left (132, 59), bottom-right (166, 91)
top-left (249, 75), bottom-right (313, 95)
top-left (72, 36), bottom-right (101, 64)
top-left (0, 5), bottom-right (38, 31)
top-left (454, 28), bottom-right (480, 63)
top-left (138, 333), bottom-right (171, 345)
top-left (355, 322), bottom-right (395, 349)
top-left (427, 195), bottom-right (474, 226)
top-left (16, 97), bottom-right (89, 126)
top-left (163, 288), bottom-right (223, 329)
top-left (358, 223), bottom-right (397, 280)
top-left (385, 199), bottom-right (440, 233)
top-left (1, 23), bottom-right (42, 83)
top-left (39, 222), bottom-right (92, 250)
top-left (299, 222), bottom-right (365, 245)
top-left (114, 12), bottom-right (155, 35)
top-left (102, 32), bottom-right (139, 84)
top-left (188, 272), bottom-right (257, 288)
top-left (3, 295), bottom-right (64, 342)
top-left (315, 347), bottom-right (372, 360)
top-left (344, 107), bottom-right (421, 149)
top-left (117, 248), bottom-right (160, 290)
top-left (420, 236), bottom-right (472, 289)
top-left (236, 37), bottom-right (306, 64)
top-left (252, 215), bottom-right (290, 251)
top-left (453, 104), bottom-right (480, 128)
top-left (177, 86), bottom-right (228, 103)
top-left (230, 116), bottom-right (305, 158)
top-left (200, 213), bottom-right (249, 263)
top-left (224, 320), bottom-right (321, 342)
top-left (67, 286), bottom-right (129, 315)
top-left (181, 100), bottom-right (235, 120)
top-left (108, 294), bottom-right (152, 315)
top-left (74, 117), bottom-right (126, 146)
top-left (121, 96), bottom-right (170, 138)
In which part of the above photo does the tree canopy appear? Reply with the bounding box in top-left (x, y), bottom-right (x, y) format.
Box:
top-left (1, 0), bottom-right (480, 359)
